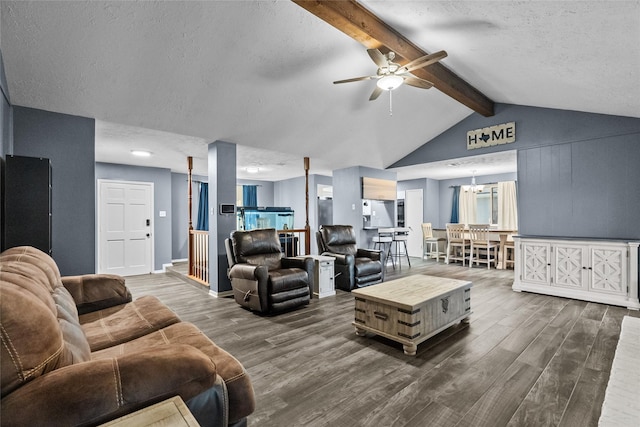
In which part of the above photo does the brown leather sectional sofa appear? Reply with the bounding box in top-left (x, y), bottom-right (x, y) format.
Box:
top-left (0, 246), bottom-right (255, 427)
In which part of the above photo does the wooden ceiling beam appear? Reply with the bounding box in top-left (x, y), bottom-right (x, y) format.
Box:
top-left (292, 0), bottom-right (495, 117)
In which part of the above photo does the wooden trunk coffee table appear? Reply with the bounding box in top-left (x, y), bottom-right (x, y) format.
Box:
top-left (352, 275), bottom-right (472, 356)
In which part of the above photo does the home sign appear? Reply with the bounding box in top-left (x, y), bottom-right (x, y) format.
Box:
top-left (467, 122), bottom-right (516, 150)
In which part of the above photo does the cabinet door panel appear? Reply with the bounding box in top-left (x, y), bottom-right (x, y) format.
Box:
top-left (589, 247), bottom-right (627, 295)
top-left (522, 242), bottom-right (551, 284)
top-left (553, 244), bottom-right (587, 290)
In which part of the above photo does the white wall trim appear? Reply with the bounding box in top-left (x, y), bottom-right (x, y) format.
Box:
top-left (209, 289), bottom-right (233, 298)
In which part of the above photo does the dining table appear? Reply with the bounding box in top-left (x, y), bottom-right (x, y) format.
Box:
top-left (487, 229), bottom-right (517, 270)
top-left (434, 227), bottom-right (516, 270)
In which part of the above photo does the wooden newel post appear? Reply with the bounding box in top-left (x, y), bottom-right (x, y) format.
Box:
top-left (304, 157), bottom-right (311, 255)
top-left (187, 156), bottom-right (194, 276)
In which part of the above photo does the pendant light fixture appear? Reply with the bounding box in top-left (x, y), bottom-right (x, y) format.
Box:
top-left (462, 170), bottom-right (484, 193)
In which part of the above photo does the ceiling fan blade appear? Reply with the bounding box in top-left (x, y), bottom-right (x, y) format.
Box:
top-left (404, 76), bottom-right (434, 89)
top-left (333, 75), bottom-right (375, 84)
top-left (367, 48), bottom-right (388, 68)
top-left (369, 86), bottom-right (383, 101)
top-left (403, 50), bottom-right (448, 73)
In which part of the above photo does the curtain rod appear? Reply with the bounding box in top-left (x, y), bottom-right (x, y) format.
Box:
top-left (449, 182), bottom-right (497, 188)
top-left (448, 180), bottom-right (516, 188)
top-left (187, 180), bottom-right (263, 187)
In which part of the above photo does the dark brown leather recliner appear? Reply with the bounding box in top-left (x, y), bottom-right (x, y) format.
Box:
top-left (316, 225), bottom-right (384, 291)
top-left (225, 228), bottom-right (312, 314)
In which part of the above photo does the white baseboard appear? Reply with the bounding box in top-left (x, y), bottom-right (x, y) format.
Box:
top-left (209, 289), bottom-right (233, 298)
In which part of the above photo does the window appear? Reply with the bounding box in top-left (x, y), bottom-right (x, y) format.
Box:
top-left (476, 185), bottom-right (498, 225)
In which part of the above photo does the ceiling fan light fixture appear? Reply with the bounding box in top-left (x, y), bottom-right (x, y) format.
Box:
top-left (376, 74), bottom-right (404, 91)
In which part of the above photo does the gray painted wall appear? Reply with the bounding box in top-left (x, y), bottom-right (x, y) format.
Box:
top-left (274, 176), bottom-right (305, 228)
top-left (12, 106), bottom-right (95, 275)
top-left (519, 135), bottom-right (640, 239)
top-left (333, 166), bottom-right (396, 247)
top-left (392, 103), bottom-right (640, 167)
top-left (398, 177), bottom-right (441, 227)
top-left (393, 103), bottom-right (640, 239)
top-left (95, 162), bottom-right (172, 271)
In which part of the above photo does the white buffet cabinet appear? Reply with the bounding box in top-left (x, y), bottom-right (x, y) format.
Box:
top-left (512, 236), bottom-right (640, 310)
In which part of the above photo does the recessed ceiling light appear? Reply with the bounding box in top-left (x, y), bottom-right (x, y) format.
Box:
top-left (245, 166), bottom-right (260, 174)
top-left (131, 150), bottom-right (152, 157)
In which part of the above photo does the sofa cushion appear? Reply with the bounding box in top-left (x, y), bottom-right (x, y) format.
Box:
top-left (79, 295), bottom-right (181, 351)
top-left (92, 322), bottom-right (255, 423)
top-left (1, 270), bottom-right (90, 398)
top-left (1, 345), bottom-right (218, 427)
top-left (268, 268), bottom-right (309, 293)
top-left (62, 274), bottom-right (131, 315)
top-left (354, 257), bottom-right (382, 277)
top-left (0, 246), bottom-right (64, 289)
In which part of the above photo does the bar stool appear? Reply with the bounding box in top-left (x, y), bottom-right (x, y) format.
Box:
top-left (372, 228), bottom-right (395, 270)
top-left (392, 228), bottom-right (411, 268)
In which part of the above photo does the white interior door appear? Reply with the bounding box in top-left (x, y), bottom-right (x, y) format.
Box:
top-left (98, 180), bottom-right (153, 276)
top-left (405, 189), bottom-right (424, 257)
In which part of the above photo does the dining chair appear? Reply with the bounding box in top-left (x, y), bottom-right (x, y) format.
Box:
top-left (445, 223), bottom-right (470, 266)
top-left (421, 223), bottom-right (445, 262)
top-left (504, 240), bottom-right (515, 269)
top-left (468, 224), bottom-right (499, 269)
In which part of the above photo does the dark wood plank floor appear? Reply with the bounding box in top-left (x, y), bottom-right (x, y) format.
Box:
top-left (125, 259), bottom-right (639, 427)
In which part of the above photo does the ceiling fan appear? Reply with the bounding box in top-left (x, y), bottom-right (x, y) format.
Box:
top-left (334, 48), bottom-right (447, 101)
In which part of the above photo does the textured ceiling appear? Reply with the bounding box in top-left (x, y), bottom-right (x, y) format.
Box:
top-left (2, 1), bottom-right (638, 180)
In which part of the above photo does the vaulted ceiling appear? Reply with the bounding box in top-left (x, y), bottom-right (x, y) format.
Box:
top-left (2, 1), bottom-right (638, 180)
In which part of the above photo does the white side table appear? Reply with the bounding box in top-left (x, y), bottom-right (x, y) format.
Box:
top-left (308, 255), bottom-right (335, 298)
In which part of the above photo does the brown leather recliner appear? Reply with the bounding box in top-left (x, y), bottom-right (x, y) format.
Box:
top-left (225, 228), bottom-right (313, 314)
top-left (1, 246), bottom-right (255, 427)
top-left (316, 225), bottom-right (384, 291)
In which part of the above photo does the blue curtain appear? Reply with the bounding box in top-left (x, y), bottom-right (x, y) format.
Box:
top-left (243, 185), bottom-right (257, 207)
top-left (450, 185), bottom-right (460, 223)
top-left (196, 182), bottom-right (208, 231)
